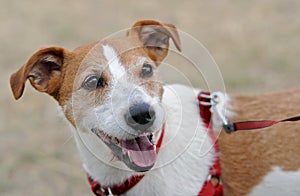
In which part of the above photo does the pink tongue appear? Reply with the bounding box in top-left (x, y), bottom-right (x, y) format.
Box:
top-left (120, 135), bottom-right (156, 167)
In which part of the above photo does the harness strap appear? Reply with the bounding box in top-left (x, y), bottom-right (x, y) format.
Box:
top-left (198, 91), bottom-right (223, 196)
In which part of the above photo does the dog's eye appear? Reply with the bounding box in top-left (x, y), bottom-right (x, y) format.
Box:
top-left (82, 75), bottom-right (104, 91)
top-left (141, 63), bottom-right (153, 78)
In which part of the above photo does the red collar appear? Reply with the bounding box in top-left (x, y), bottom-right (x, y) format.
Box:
top-left (198, 91), bottom-right (223, 196)
top-left (87, 126), bottom-right (165, 196)
top-left (88, 175), bottom-right (144, 196)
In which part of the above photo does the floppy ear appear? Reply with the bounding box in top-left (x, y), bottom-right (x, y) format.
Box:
top-left (128, 20), bottom-right (182, 63)
top-left (10, 47), bottom-right (67, 100)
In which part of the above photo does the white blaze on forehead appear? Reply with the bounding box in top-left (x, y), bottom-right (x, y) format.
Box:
top-left (136, 57), bottom-right (146, 66)
top-left (102, 45), bottom-right (125, 80)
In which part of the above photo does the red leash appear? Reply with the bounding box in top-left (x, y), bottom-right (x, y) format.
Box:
top-left (207, 91), bottom-right (300, 134)
top-left (229, 116), bottom-right (300, 132)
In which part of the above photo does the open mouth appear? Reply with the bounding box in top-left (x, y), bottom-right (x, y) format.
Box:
top-left (91, 129), bottom-right (160, 172)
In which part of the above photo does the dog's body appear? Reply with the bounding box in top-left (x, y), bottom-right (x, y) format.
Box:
top-left (220, 88), bottom-right (300, 195)
top-left (10, 20), bottom-right (300, 195)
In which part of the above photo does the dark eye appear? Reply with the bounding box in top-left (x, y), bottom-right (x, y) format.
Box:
top-left (82, 75), bottom-right (104, 91)
top-left (141, 63), bottom-right (153, 78)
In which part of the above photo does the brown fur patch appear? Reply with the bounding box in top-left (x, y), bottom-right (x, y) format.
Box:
top-left (219, 89), bottom-right (300, 195)
top-left (10, 47), bottom-right (68, 100)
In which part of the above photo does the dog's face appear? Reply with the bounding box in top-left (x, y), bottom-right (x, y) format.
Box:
top-left (10, 20), bottom-right (181, 172)
top-left (69, 38), bottom-right (169, 172)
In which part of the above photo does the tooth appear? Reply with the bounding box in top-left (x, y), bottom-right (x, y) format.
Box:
top-left (150, 133), bottom-right (154, 143)
top-left (127, 151), bottom-right (132, 163)
top-left (111, 137), bottom-right (119, 144)
top-left (151, 134), bottom-right (157, 144)
top-left (153, 145), bottom-right (157, 152)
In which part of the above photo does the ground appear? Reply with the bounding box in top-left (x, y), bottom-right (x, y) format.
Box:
top-left (1, 0), bottom-right (300, 195)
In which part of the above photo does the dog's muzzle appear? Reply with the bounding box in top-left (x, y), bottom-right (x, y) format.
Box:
top-left (91, 102), bottom-right (161, 172)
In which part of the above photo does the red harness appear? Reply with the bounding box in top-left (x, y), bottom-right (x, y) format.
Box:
top-left (198, 92), bottom-right (223, 196)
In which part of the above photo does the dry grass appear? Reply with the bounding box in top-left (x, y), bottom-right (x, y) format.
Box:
top-left (1, 0), bottom-right (300, 195)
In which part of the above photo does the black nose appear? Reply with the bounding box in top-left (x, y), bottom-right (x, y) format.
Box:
top-left (125, 103), bottom-right (156, 132)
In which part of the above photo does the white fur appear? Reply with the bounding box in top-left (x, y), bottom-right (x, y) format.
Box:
top-left (250, 166), bottom-right (300, 196)
top-left (103, 45), bottom-right (126, 80)
top-left (64, 84), bottom-right (215, 195)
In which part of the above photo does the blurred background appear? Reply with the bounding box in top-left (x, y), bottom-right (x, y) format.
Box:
top-left (1, 0), bottom-right (300, 195)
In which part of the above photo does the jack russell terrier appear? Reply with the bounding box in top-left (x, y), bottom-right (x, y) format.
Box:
top-left (10, 20), bottom-right (300, 195)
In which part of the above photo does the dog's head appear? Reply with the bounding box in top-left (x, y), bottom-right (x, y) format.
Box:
top-left (10, 20), bottom-right (181, 172)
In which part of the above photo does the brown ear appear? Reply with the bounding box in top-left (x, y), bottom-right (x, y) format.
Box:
top-left (128, 20), bottom-right (182, 63)
top-left (10, 47), bottom-right (67, 100)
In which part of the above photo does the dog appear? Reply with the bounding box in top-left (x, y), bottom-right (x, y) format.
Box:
top-left (10, 20), bottom-right (300, 195)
